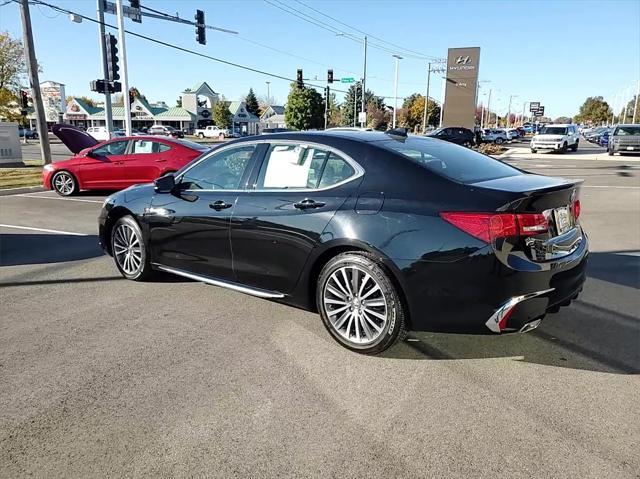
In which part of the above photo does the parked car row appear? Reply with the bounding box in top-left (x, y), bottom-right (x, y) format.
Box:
top-left (607, 124), bottom-right (640, 156)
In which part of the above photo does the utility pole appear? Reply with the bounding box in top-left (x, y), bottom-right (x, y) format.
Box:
top-left (485, 89), bottom-right (492, 128)
top-left (439, 76), bottom-right (445, 127)
top-left (633, 80), bottom-right (639, 124)
top-left (360, 36), bottom-right (367, 127)
top-left (265, 81), bottom-right (271, 105)
top-left (97, 0), bottom-right (114, 134)
top-left (115, 0), bottom-right (131, 135)
top-left (422, 62), bottom-right (431, 133)
top-left (392, 55), bottom-right (402, 129)
top-left (324, 86), bottom-right (329, 130)
top-left (353, 82), bottom-right (358, 127)
top-left (19, 0), bottom-right (51, 165)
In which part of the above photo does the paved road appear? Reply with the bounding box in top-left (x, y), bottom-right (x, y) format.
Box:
top-left (0, 152), bottom-right (638, 478)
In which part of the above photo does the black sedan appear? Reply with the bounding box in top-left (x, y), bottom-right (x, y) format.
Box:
top-left (425, 126), bottom-right (476, 147)
top-left (98, 130), bottom-right (588, 354)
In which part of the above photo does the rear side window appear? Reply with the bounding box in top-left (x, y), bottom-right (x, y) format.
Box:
top-left (380, 137), bottom-right (521, 184)
top-left (257, 144), bottom-right (356, 189)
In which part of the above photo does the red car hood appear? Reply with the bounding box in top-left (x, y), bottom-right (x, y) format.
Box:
top-left (52, 123), bottom-right (99, 154)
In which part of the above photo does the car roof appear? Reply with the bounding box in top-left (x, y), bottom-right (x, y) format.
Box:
top-left (243, 130), bottom-right (396, 143)
top-left (544, 124), bottom-right (573, 127)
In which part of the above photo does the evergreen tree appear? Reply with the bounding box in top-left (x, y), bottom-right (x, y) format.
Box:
top-left (284, 84), bottom-right (324, 130)
top-left (245, 88), bottom-right (260, 117)
top-left (213, 98), bottom-right (233, 128)
top-left (341, 83), bottom-right (382, 127)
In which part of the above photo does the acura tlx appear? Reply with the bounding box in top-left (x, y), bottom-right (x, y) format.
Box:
top-left (98, 129), bottom-right (587, 354)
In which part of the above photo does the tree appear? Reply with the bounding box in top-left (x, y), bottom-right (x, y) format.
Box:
top-left (574, 96), bottom-right (612, 125)
top-left (67, 96), bottom-right (97, 108)
top-left (176, 97), bottom-right (182, 107)
top-left (284, 84), bottom-right (324, 130)
top-left (213, 97), bottom-right (233, 128)
top-left (341, 83), bottom-right (381, 127)
top-left (366, 100), bottom-right (390, 130)
top-left (245, 88), bottom-right (260, 117)
top-left (554, 116), bottom-right (572, 124)
top-left (398, 93), bottom-right (440, 132)
top-left (0, 32), bottom-right (27, 91)
top-left (326, 91), bottom-right (342, 128)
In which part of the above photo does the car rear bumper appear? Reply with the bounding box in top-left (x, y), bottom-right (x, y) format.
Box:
top-left (396, 235), bottom-right (589, 333)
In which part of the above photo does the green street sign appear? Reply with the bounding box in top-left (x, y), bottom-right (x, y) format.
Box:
top-left (340, 77), bottom-right (355, 83)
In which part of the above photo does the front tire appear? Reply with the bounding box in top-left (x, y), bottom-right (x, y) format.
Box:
top-left (317, 252), bottom-right (407, 354)
top-left (560, 142), bottom-right (568, 153)
top-left (51, 170), bottom-right (78, 196)
top-left (111, 216), bottom-right (154, 281)
top-left (571, 141), bottom-right (578, 152)
top-left (531, 149), bottom-right (537, 153)
top-left (608, 147), bottom-right (614, 156)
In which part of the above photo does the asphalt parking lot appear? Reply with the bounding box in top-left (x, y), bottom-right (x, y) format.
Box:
top-left (1, 143), bottom-right (639, 478)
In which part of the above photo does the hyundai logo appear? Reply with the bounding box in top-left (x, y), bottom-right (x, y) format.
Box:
top-left (455, 55), bottom-right (471, 65)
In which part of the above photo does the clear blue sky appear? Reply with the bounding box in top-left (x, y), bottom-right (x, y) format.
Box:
top-left (2, 0), bottom-right (639, 118)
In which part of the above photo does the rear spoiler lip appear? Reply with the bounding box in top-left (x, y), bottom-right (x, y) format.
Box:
top-left (469, 175), bottom-right (584, 198)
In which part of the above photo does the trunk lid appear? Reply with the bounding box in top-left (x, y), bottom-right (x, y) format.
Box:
top-left (52, 123), bottom-right (99, 154)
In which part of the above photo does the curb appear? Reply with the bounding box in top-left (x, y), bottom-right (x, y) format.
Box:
top-left (0, 185), bottom-right (45, 196)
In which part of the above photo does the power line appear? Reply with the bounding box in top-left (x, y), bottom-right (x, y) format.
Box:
top-left (291, 0), bottom-right (438, 61)
top-left (20, 0), bottom-right (354, 96)
top-left (265, 0), bottom-right (432, 60)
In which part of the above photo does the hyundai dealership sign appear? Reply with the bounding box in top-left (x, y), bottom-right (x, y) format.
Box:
top-left (443, 47), bottom-right (480, 129)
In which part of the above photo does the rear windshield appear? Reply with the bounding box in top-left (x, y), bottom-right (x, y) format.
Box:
top-left (540, 127), bottom-right (567, 135)
top-left (614, 126), bottom-right (640, 136)
top-left (379, 137), bottom-right (521, 184)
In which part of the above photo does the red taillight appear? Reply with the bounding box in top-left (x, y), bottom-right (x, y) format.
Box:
top-left (441, 212), bottom-right (549, 243)
top-left (573, 199), bottom-right (581, 219)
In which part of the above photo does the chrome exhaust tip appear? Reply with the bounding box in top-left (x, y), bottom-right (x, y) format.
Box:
top-left (519, 319), bottom-right (542, 333)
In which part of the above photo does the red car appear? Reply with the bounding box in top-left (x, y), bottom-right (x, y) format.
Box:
top-left (45, 124), bottom-right (209, 196)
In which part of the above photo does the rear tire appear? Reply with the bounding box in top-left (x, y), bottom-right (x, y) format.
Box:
top-left (317, 252), bottom-right (407, 354)
top-left (51, 170), bottom-right (78, 196)
top-left (198, 133), bottom-right (204, 139)
top-left (218, 133), bottom-right (225, 140)
top-left (531, 149), bottom-right (537, 153)
top-left (111, 216), bottom-right (154, 281)
top-left (495, 138), bottom-right (504, 145)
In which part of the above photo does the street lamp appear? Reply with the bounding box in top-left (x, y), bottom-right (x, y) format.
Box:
top-left (392, 54), bottom-right (402, 128)
top-left (337, 32), bottom-right (368, 126)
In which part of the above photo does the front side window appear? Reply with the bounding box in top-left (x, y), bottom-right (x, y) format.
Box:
top-left (256, 144), bottom-right (355, 190)
top-left (180, 145), bottom-right (256, 190)
top-left (92, 140), bottom-right (128, 156)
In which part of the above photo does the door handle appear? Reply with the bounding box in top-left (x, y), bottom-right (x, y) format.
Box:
top-left (294, 199), bottom-right (326, 210)
top-left (155, 159), bottom-right (167, 163)
top-left (209, 200), bottom-right (233, 211)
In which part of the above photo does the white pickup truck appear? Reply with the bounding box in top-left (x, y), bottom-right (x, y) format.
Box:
top-left (194, 125), bottom-right (231, 139)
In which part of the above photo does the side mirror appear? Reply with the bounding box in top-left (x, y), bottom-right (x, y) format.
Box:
top-left (154, 173), bottom-right (175, 193)
top-left (85, 150), bottom-right (96, 158)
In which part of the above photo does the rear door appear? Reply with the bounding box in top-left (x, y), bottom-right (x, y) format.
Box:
top-left (78, 139), bottom-right (130, 189)
top-left (231, 141), bottom-right (363, 293)
top-left (124, 139), bottom-right (170, 184)
top-left (148, 143), bottom-right (260, 280)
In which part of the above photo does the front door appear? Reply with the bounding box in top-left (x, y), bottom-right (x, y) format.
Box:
top-left (79, 139), bottom-right (130, 189)
top-left (124, 139), bottom-right (169, 185)
top-left (148, 143), bottom-right (259, 280)
top-left (231, 142), bottom-right (363, 293)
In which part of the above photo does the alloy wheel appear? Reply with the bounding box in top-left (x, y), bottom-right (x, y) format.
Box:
top-left (322, 265), bottom-right (388, 345)
top-left (113, 223), bottom-right (143, 276)
top-left (53, 172), bottom-right (75, 195)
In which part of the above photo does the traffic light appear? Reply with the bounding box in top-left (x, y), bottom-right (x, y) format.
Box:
top-left (327, 69), bottom-right (333, 84)
top-left (195, 10), bottom-right (206, 45)
top-left (130, 0), bottom-right (140, 8)
top-left (105, 34), bottom-right (120, 81)
top-left (20, 90), bottom-right (29, 109)
top-left (297, 69), bottom-right (303, 88)
top-left (90, 79), bottom-right (106, 94)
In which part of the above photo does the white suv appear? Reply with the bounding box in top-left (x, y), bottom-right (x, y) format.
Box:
top-left (530, 124), bottom-right (579, 153)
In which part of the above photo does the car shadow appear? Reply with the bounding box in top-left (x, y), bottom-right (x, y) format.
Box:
top-left (0, 233), bottom-right (103, 266)
top-left (381, 251), bottom-right (640, 374)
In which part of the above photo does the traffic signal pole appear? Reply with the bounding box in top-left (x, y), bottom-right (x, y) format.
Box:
top-left (97, 0), bottom-right (114, 134)
top-left (115, 0), bottom-right (132, 135)
top-left (19, 0), bottom-right (51, 165)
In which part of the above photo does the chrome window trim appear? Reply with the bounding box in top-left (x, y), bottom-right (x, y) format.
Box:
top-left (177, 139), bottom-right (364, 194)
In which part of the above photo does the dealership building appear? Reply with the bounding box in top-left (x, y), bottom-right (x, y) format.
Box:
top-left (29, 81), bottom-right (261, 134)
